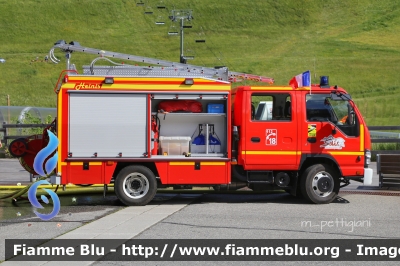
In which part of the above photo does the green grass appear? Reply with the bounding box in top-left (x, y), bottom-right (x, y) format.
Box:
top-left (1, 0), bottom-right (400, 125)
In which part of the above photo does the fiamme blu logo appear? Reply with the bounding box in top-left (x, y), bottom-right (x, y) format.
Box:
top-left (27, 130), bottom-right (60, 221)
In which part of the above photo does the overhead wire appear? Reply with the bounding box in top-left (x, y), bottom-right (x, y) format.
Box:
top-left (198, 25), bottom-right (232, 68)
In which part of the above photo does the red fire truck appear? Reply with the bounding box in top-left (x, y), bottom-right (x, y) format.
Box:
top-left (11, 41), bottom-right (373, 205)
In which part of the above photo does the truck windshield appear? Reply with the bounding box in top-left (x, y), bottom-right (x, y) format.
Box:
top-left (306, 94), bottom-right (359, 137)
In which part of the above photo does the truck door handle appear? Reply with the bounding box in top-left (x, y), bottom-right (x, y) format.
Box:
top-left (251, 137), bottom-right (260, 143)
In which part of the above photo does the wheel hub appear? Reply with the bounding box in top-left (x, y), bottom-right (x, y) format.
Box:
top-left (131, 180), bottom-right (141, 190)
top-left (123, 173), bottom-right (149, 199)
top-left (312, 171), bottom-right (334, 197)
top-left (317, 177), bottom-right (331, 193)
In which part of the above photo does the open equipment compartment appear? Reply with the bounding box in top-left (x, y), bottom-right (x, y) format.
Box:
top-left (150, 92), bottom-right (228, 158)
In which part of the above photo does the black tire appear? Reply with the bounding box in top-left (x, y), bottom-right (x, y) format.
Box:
top-left (300, 164), bottom-right (339, 204)
top-left (9, 138), bottom-right (28, 157)
top-left (114, 165), bottom-right (157, 206)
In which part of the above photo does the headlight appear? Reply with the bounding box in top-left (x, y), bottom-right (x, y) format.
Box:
top-left (365, 149), bottom-right (371, 166)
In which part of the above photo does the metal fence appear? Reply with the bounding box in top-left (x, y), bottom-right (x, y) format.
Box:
top-left (0, 122), bottom-right (51, 143)
top-left (0, 123), bottom-right (51, 156)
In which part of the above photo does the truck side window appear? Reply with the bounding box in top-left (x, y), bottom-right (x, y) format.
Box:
top-left (306, 99), bottom-right (334, 122)
top-left (251, 93), bottom-right (291, 121)
top-left (306, 94), bottom-right (359, 136)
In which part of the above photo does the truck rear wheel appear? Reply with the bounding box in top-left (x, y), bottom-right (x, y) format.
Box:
top-left (300, 164), bottom-right (339, 204)
top-left (114, 165), bottom-right (157, 206)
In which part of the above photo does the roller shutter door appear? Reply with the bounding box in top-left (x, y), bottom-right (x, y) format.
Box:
top-left (69, 93), bottom-right (147, 157)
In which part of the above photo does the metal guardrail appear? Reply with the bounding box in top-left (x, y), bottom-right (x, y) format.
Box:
top-left (0, 122), bottom-right (51, 144)
top-left (369, 126), bottom-right (400, 131)
top-left (370, 128), bottom-right (400, 142)
top-left (370, 131), bottom-right (400, 139)
top-left (369, 126), bottom-right (400, 156)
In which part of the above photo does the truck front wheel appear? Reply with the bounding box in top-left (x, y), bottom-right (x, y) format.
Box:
top-left (300, 164), bottom-right (339, 204)
top-left (114, 165), bottom-right (157, 206)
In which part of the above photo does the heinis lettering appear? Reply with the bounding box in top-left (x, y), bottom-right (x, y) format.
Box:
top-left (74, 82), bottom-right (102, 90)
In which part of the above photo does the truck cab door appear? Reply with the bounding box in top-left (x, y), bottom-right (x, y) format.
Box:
top-left (242, 92), bottom-right (298, 170)
top-left (302, 93), bottom-right (365, 177)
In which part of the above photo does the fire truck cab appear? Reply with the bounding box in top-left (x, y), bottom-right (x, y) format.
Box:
top-left (231, 84), bottom-right (373, 204)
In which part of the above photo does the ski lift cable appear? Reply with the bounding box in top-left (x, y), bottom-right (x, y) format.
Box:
top-left (198, 26), bottom-right (224, 65)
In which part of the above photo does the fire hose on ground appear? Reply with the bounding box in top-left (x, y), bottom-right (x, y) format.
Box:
top-left (0, 179), bottom-right (110, 203)
top-left (0, 176), bottom-right (51, 201)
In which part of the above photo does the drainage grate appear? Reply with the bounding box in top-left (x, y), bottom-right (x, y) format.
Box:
top-left (340, 190), bottom-right (400, 196)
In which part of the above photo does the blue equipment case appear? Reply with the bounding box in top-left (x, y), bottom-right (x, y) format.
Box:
top-left (207, 104), bottom-right (224, 113)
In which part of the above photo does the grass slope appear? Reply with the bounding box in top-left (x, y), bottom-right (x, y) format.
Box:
top-left (0, 0), bottom-right (400, 125)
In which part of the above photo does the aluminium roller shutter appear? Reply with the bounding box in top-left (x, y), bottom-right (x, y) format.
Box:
top-left (68, 93), bottom-right (147, 157)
